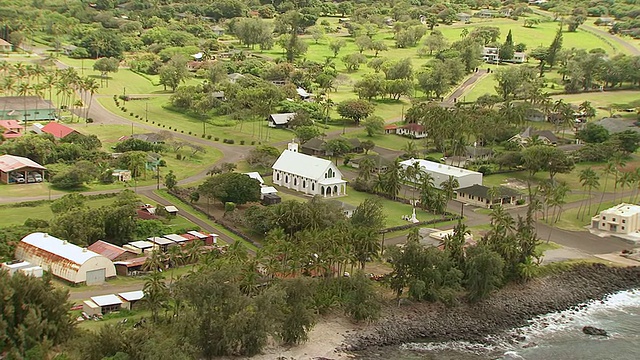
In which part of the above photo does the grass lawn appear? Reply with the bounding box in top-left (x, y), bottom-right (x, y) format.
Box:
top-left (76, 309), bottom-right (152, 332)
top-left (343, 131), bottom-right (418, 151)
top-left (552, 90), bottom-right (640, 113)
top-left (439, 18), bottom-right (627, 54)
top-left (554, 199), bottom-right (620, 231)
top-left (0, 196), bottom-right (117, 226)
top-left (97, 96), bottom-right (296, 145)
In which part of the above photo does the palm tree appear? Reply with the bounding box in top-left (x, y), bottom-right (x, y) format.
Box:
top-left (440, 176), bottom-right (459, 203)
top-left (551, 181), bottom-right (570, 223)
top-left (17, 83), bottom-right (31, 131)
top-left (578, 168), bottom-right (599, 220)
top-left (402, 140), bottom-right (419, 158)
top-left (167, 245), bottom-right (184, 284)
top-left (83, 77), bottom-right (99, 120)
top-left (418, 172), bottom-right (435, 211)
top-left (143, 270), bottom-right (168, 323)
top-left (383, 159), bottom-right (402, 200)
top-left (357, 157), bottom-right (375, 182)
top-left (597, 162), bottom-right (616, 213)
top-left (611, 153), bottom-right (627, 204)
top-left (487, 186), bottom-right (501, 207)
top-left (617, 171), bottom-right (633, 204)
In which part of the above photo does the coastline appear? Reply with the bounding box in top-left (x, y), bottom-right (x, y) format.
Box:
top-left (243, 264), bottom-right (640, 360)
top-left (342, 264), bottom-right (640, 355)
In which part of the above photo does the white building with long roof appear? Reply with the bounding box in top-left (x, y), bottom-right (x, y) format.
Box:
top-left (400, 158), bottom-right (483, 189)
top-left (15, 232), bottom-right (116, 285)
top-left (272, 141), bottom-right (347, 196)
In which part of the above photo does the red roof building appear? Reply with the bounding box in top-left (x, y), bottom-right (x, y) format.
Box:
top-left (397, 123), bottom-right (428, 139)
top-left (41, 122), bottom-right (79, 139)
top-left (384, 124), bottom-right (398, 134)
top-left (87, 240), bottom-right (137, 262)
top-left (0, 120), bottom-right (23, 139)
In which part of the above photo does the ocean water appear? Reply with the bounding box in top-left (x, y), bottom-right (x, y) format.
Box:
top-left (379, 289), bottom-right (640, 360)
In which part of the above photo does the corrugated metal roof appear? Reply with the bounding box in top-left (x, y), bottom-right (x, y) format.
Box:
top-left (19, 233), bottom-right (104, 266)
top-left (244, 172), bottom-right (264, 184)
top-left (148, 237), bottom-right (174, 246)
top-left (118, 290), bottom-right (144, 302)
top-left (269, 113), bottom-right (295, 124)
top-left (261, 186), bottom-right (278, 194)
top-left (41, 122), bottom-right (77, 139)
top-left (91, 294), bottom-right (122, 306)
top-left (114, 256), bottom-right (148, 268)
top-left (128, 241), bottom-right (154, 249)
top-left (165, 206), bottom-right (179, 213)
top-left (0, 155), bottom-right (46, 172)
top-left (272, 149), bottom-right (342, 181)
top-left (87, 240), bottom-right (129, 261)
top-left (187, 230), bottom-right (208, 239)
top-left (163, 234), bottom-right (188, 243)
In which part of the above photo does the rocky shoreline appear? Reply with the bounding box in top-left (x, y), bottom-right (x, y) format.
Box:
top-left (341, 264), bottom-right (640, 355)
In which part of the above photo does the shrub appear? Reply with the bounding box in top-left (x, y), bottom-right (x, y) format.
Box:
top-left (227, 139), bottom-right (235, 144)
top-left (251, 141), bottom-right (255, 145)
top-left (516, 199), bottom-right (526, 205)
top-left (207, 135), bottom-right (212, 140)
top-left (130, 112), bottom-right (134, 116)
top-left (240, 140), bottom-right (245, 145)
top-left (181, 130), bottom-right (184, 133)
top-left (162, 125), bottom-right (165, 127)
top-left (86, 118), bottom-right (93, 123)
top-left (201, 134), bottom-right (205, 138)
top-left (135, 115), bottom-right (139, 118)
top-left (214, 137), bottom-right (219, 141)
top-left (188, 131), bottom-right (192, 135)
top-left (176, 153), bottom-right (182, 160)
top-left (168, 126), bottom-right (172, 130)
top-left (151, 121), bottom-right (155, 124)
top-left (223, 139), bottom-right (228, 143)
top-left (477, 165), bottom-right (492, 175)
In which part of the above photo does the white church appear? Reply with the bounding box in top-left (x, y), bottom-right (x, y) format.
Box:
top-left (272, 141), bottom-right (347, 197)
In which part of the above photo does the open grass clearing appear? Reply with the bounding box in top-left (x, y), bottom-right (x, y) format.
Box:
top-left (554, 199), bottom-right (620, 231)
top-left (75, 309), bottom-right (152, 332)
top-left (0, 196), bottom-right (117, 226)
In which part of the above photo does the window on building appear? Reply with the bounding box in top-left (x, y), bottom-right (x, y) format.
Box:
top-left (623, 219), bottom-right (626, 224)
top-left (303, 180), bottom-right (306, 188)
top-left (294, 178), bottom-right (297, 186)
top-left (602, 223), bottom-right (605, 226)
top-left (602, 216), bottom-right (606, 220)
top-left (622, 226), bottom-right (625, 230)
top-left (312, 183), bottom-right (315, 191)
top-left (327, 168), bottom-right (334, 178)
top-left (613, 218), bottom-right (616, 222)
top-left (285, 175), bottom-right (289, 183)
top-left (276, 173), bottom-right (280, 181)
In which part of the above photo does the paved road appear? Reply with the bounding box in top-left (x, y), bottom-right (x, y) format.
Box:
top-left (444, 69), bottom-right (489, 104)
top-left (581, 23), bottom-right (640, 56)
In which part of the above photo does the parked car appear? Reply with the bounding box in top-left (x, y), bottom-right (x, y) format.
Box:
top-left (30, 172), bottom-right (43, 182)
top-left (10, 174), bottom-right (25, 183)
top-left (27, 175), bottom-right (36, 183)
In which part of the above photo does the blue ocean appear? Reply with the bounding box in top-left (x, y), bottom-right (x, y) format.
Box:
top-left (380, 289), bottom-right (640, 360)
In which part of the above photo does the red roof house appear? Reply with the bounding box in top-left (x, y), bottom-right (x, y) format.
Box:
top-left (0, 120), bottom-right (23, 139)
top-left (397, 123), bottom-right (427, 139)
top-left (41, 122), bottom-right (79, 139)
top-left (87, 240), bottom-right (137, 262)
top-left (384, 124), bottom-right (398, 134)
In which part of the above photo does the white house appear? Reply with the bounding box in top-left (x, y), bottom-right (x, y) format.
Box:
top-left (268, 113), bottom-right (296, 129)
top-left (15, 233), bottom-right (116, 285)
top-left (591, 203), bottom-right (640, 235)
top-left (245, 172), bottom-right (278, 199)
top-left (396, 123), bottom-right (427, 139)
top-left (272, 141), bottom-right (347, 197)
top-left (399, 158), bottom-right (483, 189)
top-left (482, 47), bottom-right (526, 63)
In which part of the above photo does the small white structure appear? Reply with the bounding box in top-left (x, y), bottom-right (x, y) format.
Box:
top-left (400, 158), bottom-right (483, 190)
top-left (31, 123), bottom-right (44, 134)
top-left (267, 113), bottom-right (296, 128)
top-left (482, 47), bottom-right (526, 63)
top-left (244, 172), bottom-right (265, 185)
top-left (429, 229), bottom-right (474, 244)
top-left (163, 233), bottom-right (189, 245)
top-left (591, 203), bottom-right (640, 234)
top-left (396, 123), bottom-right (427, 139)
top-left (15, 233), bottom-right (116, 285)
top-left (165, 205), bottom-right (179, 215)
top-left (118, 290), bottom-right (144, 310)
top-left (272, 141), bottom-right (347, 197)
top-left (1, 260), bottom-right (44, 277)
top-left (85, 294), bottom-right (123, 315)
top-left (123, 240), bottom-right (155, 255)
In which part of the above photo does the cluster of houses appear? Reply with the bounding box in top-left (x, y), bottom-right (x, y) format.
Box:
top-left (2, 230), bottom-right (220, 285)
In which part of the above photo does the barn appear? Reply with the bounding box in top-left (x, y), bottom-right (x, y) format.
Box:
top-left (15, 233), bottom-right (116, 285)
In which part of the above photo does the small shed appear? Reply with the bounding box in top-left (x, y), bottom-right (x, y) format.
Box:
top-left (267, 113), bottom-right (295, 129)
top-left (123, 240), bottom-right (155, 255)
top-left (0, 38), bottom-right (12, 52)
top-left (147, 236), bottom-right (175, 252)
top-left (163, 233), bottom-right (189, 245)
top-left (82, 300), bottom-right (101, 317)
top-left (114, 256), bottom-right (148, 276)
top-left (19, 265), bottom-right (44, 277)
top-left (186, 230), bottom-right (218, 245)
top-left (262, 193), bottom-right (282, 206)
top-left (88, 240), bottom-right (137, 262)
top-left (164, 206), bottom-right (179, 215)
top-left (261, 186), bottom-right (278, 200)
top-left (118, 290), bottom-right (144, 310)
top-left (41, 122), bottom-right (78, 139)
top-left (112, 169), bottom-right (132, 182)
top-left (1, 260), bottom-right (33, 275)
top-left (89, 294), bottom-right (123, 315)
top-left (244, 172), bottom-right (265, 185)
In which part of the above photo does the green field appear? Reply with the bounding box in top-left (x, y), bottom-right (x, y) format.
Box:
top-left (0, 196), bottom-right (117, 226)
